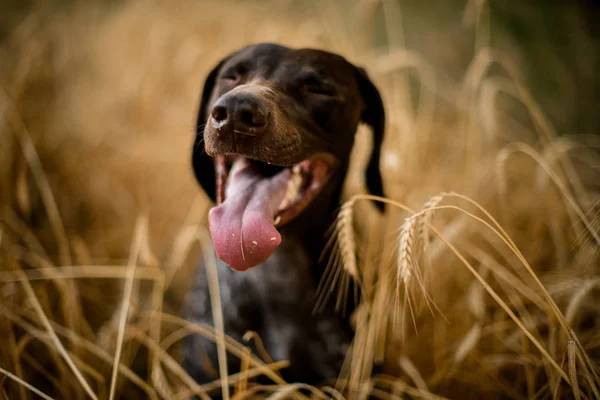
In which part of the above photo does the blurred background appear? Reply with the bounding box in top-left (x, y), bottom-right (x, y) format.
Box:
top-left (1, 1), bottom-right (599, 399)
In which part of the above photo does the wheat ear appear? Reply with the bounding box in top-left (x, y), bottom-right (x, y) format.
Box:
top-left (336, 198), bottom-right (359, 282)
top-left (417, 192), bottom-right (448, 254)
top-left (398, 216), bottom-right (418, 288)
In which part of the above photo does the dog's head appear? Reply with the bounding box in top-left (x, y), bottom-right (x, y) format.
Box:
top-left (193, 43), bottom-right (385, 271)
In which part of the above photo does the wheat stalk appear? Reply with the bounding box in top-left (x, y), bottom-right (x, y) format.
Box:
top-left (108, 216), bottom-right (147, 400)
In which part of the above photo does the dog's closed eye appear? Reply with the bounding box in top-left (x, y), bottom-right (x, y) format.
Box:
top-left (220, 64), bottom-right (248, 83)
top-left (302, 76), bottom-right (336, 96)
top-left (220, 74), bottom-right (239, 83)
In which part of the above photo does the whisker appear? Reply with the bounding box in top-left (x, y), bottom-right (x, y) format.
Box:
top-left (193, 137), bottom-right (205, 152)
top-left (233, 129), bottom-right (257, 137)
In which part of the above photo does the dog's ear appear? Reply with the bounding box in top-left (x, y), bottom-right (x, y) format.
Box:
top-left (192, 58), bottom-right (228, 202)
top-left (354, 67), bottom-right (386, 211)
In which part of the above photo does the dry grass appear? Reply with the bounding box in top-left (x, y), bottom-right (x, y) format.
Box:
top-left (1, 0), bottom-right (599, 399)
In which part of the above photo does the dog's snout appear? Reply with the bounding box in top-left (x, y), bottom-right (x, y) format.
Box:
top-left (210, 92), bottom-right (270, 136)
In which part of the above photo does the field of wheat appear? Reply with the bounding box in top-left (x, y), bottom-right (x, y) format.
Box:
top-left (0, 1), bottom-right (599, 399)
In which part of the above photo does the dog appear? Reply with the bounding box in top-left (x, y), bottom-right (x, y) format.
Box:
top-left (181, 43), bottom-right (385, 390)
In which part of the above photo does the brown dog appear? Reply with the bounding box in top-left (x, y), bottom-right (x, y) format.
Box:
top-left (183, 43), bottom-right (385, 389)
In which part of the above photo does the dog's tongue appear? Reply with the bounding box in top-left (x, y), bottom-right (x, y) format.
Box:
top-left (208, 159), bottom-right (290, 271)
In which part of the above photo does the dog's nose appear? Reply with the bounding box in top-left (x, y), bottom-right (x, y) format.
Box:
top-left (211, 104), bottom-right (228, 125)
top-left (210, 93), bottom-right (270, 136)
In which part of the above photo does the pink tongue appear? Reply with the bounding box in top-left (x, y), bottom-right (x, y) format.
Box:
top-left (208, 159), bottom-right (291, 271)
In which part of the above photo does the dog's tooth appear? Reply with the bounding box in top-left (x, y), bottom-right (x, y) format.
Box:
top-left (278, 199), bottom-right (290, 210)
top-left (291, 170), bottom-right (302, 188)
top-left (283, 173), bottom-right (301, 202)
top-left (276, 168), bottom-right (304, 212)
top-left (274, 216), bottom-right (281, 225)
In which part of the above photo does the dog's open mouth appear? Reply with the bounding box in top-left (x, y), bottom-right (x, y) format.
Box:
top-left (208, 153), bottom-right (336, 271)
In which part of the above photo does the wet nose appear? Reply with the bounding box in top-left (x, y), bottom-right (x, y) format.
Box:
top-left (210, 92), bottom-right (270, 136)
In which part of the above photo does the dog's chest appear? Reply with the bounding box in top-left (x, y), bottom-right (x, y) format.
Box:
top-left (232, 236), bottom-right (316, 306)
top-left (221, 237), bottom-right (351, 372)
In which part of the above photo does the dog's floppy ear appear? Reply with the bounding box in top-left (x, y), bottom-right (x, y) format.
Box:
top-left (192, 58), bottom-right (228, 202)
top-left (354, 67), bottom-right (386, 211)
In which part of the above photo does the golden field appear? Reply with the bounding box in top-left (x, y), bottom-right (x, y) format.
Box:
top-left (0, 1), bottom-right (598, 398)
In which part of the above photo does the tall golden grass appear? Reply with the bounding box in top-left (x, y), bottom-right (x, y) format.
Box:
top-left (1, 0), bottom-right (599, 399)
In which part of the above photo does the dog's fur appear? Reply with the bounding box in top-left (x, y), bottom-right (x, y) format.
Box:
top-left (181, 43), bottom-right (385, 388)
